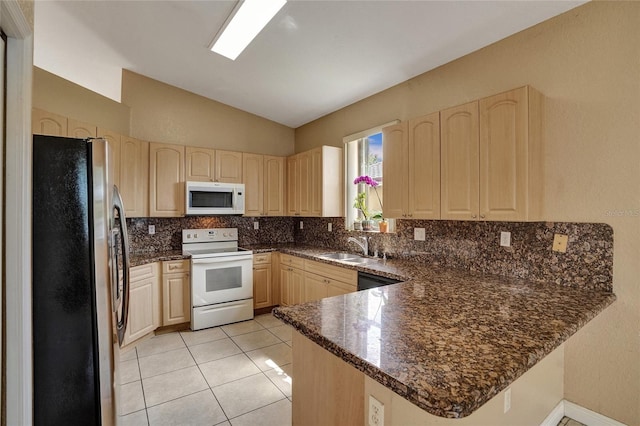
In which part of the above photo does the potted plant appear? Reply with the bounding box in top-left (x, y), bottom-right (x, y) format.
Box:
top-left (353, 175), bottom-right (384, 232)
top-left (353, 192), bottom-right (371, 230)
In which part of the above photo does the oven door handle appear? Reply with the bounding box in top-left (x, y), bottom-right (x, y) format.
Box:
top-left (191, 255), bottom-right (254, 265)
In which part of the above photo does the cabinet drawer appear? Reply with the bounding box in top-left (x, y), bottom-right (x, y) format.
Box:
top-left (280, 254), bottom-right (304, 270)
top-left (304, 259), bottom-right (357, 286)
top-left (163, 259), bottom-right (189, 274)
top-left (253, 253), bottom-right (272, 265)
top-left (130, 263), bottom-right (157, 283)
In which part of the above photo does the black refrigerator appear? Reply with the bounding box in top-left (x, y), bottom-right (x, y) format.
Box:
top-left (32, 135), bottom-right (131, 425)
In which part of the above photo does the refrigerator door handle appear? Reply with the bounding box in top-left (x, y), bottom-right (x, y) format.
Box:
top-left (112, 185), bottom-right (130, 346)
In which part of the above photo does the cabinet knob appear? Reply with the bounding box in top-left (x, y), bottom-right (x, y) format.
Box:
top-left (472, 214), bottom-right (477, 219)
top-left (480, 214), bottom-right (486, 219)
top-left (408, 214), bottom-right (413, 218)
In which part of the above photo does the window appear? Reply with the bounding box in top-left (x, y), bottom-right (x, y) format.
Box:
top-left (344, 121), bottom-right (398, 231)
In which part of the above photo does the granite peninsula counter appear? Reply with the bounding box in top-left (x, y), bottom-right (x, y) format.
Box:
top-left (270, 247), bottom-right (615, 421)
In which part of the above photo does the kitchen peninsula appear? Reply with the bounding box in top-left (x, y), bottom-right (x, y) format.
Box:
top-left (273, 251), bottom-right (615, 425)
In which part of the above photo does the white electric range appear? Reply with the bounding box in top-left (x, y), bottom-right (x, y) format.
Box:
top-left (182, 228), bottom-right (253, 330)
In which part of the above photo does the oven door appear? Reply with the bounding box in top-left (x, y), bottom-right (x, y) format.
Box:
top-left (191, 254), bottom-right (253, 307)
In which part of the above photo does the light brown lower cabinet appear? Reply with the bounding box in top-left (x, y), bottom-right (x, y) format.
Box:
top-left (253, 253), bottom-right (273, 309)
top-left (124, 263), bottom-right (160, 346)
top-left (162, 260), bottom-right (191, 326)
top-left (280, 254), bottom-right (305, 306)
top-left (303, 259), bottom-right (357, 302)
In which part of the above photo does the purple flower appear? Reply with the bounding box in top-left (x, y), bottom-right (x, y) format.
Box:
top-left (353, 175), bottom-right (379, 187)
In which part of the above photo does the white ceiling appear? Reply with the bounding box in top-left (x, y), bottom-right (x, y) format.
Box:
top-left (34, 0), bottom-right (586, 128)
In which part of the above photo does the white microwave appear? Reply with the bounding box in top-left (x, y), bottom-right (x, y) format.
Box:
top-left (185, 181), bottom-right (245, 215)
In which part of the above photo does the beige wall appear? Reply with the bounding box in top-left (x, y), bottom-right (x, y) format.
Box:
top-left (32, 68), bottom-right (295, 156)
top-left (295, 2), bottom-right (640, 424)
top-left (121, 71), bottom-right (294, 156)
top-left (32, 67), bottom-right (131, 135)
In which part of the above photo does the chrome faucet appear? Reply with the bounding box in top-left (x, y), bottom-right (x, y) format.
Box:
top-left (347, 236), bottom-right (368, 256)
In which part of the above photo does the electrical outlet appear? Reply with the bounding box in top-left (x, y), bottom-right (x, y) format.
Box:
top-left (148, 225), bottom-right (155, 235)
top-left (253, 221), bottom-right (259, 230)
top-left (553, 234), bottom-right (568, 253)
top-left (300, 221), bottom-right (304, 230)
top-left (368, 395), bottom-right (384, 426)
top-left (504, 388), bottom-right (511, 413)
top-left (327, 223), bottom-right (332, 232)
top-left (500, 231), bottom-right (511, 247)
top-left (414, 228), bottom-right (426, 241)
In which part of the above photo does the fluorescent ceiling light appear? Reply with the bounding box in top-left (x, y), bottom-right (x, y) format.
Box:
top-left (210, 0), bottom-right (287, 60)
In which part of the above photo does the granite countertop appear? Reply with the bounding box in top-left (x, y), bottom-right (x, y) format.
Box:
top-left (129, 250), bottom-right (190, 267)
top-left (270, 246), bottom-right (616, 419)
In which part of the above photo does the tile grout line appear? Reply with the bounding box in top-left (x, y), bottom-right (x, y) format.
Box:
top-left (133, 348), bottom-right (151, 426)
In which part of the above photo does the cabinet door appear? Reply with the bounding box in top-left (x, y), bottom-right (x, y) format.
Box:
top-left (291, 267), bottom-right (304, 305)
top-left (243, 153), bottom-right (264, 217)
top-left (304, 272), bottom-right (327, 303)
top-left (408, 112), bottom-right (441, 219)
top-left (186, 147), bottom-right (215, 182)
top-left (479, 87), bottom-right (527, 221)
top-left (264, 156), bottom-right (285, 216)
top-left (98, 129), bottom-right (121, 190)
top-left (327, 280), bottom-right (355, 298)
top-left (298, 152), bottom-right (312, 216)
top-left (120, 137), bottom-right (149, 217)
top-left (150, 143), bottom-right (185, 217)
top-left (215, 150), bottom-right (243, 183)
top-left (441, 101), bottom-right (479, 220)
top-left (124, 278), bottom-right (155, 344)
top-left (163, 272), bottom-right (190, 326)
top-left (67, 118), bottom-right (97, 138)
top-left (309, 148), bottom-right (323, 217)
top-left (253, 263), bottom-right (272, 309)
top-left (32, 108), bottom-right (67, 136)
top-left (286, 156), bottom-right (299, 216)
top-left (382, 122), bottom-right (408, 219)
top-left (280, 267), bottom-right (291, 306)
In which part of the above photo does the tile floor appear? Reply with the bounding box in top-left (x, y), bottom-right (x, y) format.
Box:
top-left (118, 313), bottom-right (292, 426)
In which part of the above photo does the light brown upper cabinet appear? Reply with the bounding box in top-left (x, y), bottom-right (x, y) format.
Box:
top-left (119, 137), bottom-right (149, 218)
top-left (383, 112), bottom-right (441, 219)
top-left (215, 150), bottom-right (243, 183)
top-left (68, 118), bottom-right (97, 139)
top-left (243, 153), bottom-right (285, 217)
top-left (185, 147), bottom-right (243, 183)
top-left (185, 147), bottom-right (215, 181)
top-left (441, 101), bottom-right (480, 220)
top-left (98, 129), bottom-right (122, 190)
top-left (32, 108), bottom-right (67, 137)
top-left (441, 86), bottom-right (543, 221)
top-left (287, 146), bottom-right (342, 217)
top-left (149, 143), bottom-right (185, 217)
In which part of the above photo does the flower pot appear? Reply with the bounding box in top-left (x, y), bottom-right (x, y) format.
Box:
top-left (378, 220), bottom-right (388, 233)
top-left (361, 220), bottom-right (373, 231)
top-left (353, 221), bottom-right (362, 231)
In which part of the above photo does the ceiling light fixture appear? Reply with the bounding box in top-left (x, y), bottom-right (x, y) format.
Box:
top-left (210, 0), bottom-right (287, 61)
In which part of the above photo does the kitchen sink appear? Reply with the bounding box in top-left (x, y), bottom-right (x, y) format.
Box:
top-left (319, 252), bottom-right (370, 264)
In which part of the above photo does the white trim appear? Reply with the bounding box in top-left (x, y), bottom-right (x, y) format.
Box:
top-left (540, 400), bottom-right (566, 426)
top-left (564, 400), bottom-right (627, 426)
top-left (2, 1), bottom-right (33, 425)
top-left (342, 120), bottom-right (399, 144)
top-left (540, 400), bottom-right (627, 426)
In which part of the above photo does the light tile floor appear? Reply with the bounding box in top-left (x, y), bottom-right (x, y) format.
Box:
top-left (118, 313), bottom-right (293, 426)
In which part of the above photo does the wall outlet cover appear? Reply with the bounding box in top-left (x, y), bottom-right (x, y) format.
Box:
top-left (553, 234), bottom-right (568, 253)
top-left (300, 221), bottom-right (304, 230)
top-left (414, 228), bottom-right (426, 241)
top-left (500, 231), bottom-right (511, 247)
top-left (253, 221), bottom-right (259, 230)
top-left (368, 395), bottom-right (384, 426)
top-left (328, 223), bottom-right (332, 232)
top-left (148, 225), bottom-right (155, 235)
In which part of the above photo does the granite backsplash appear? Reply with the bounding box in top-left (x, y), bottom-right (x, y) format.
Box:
top-left (127, 216), bottom-right (295, 253)
top-left (293, 218), bottom-right (613, 292)
top-left (128, 215), bottom-right (613, 292)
